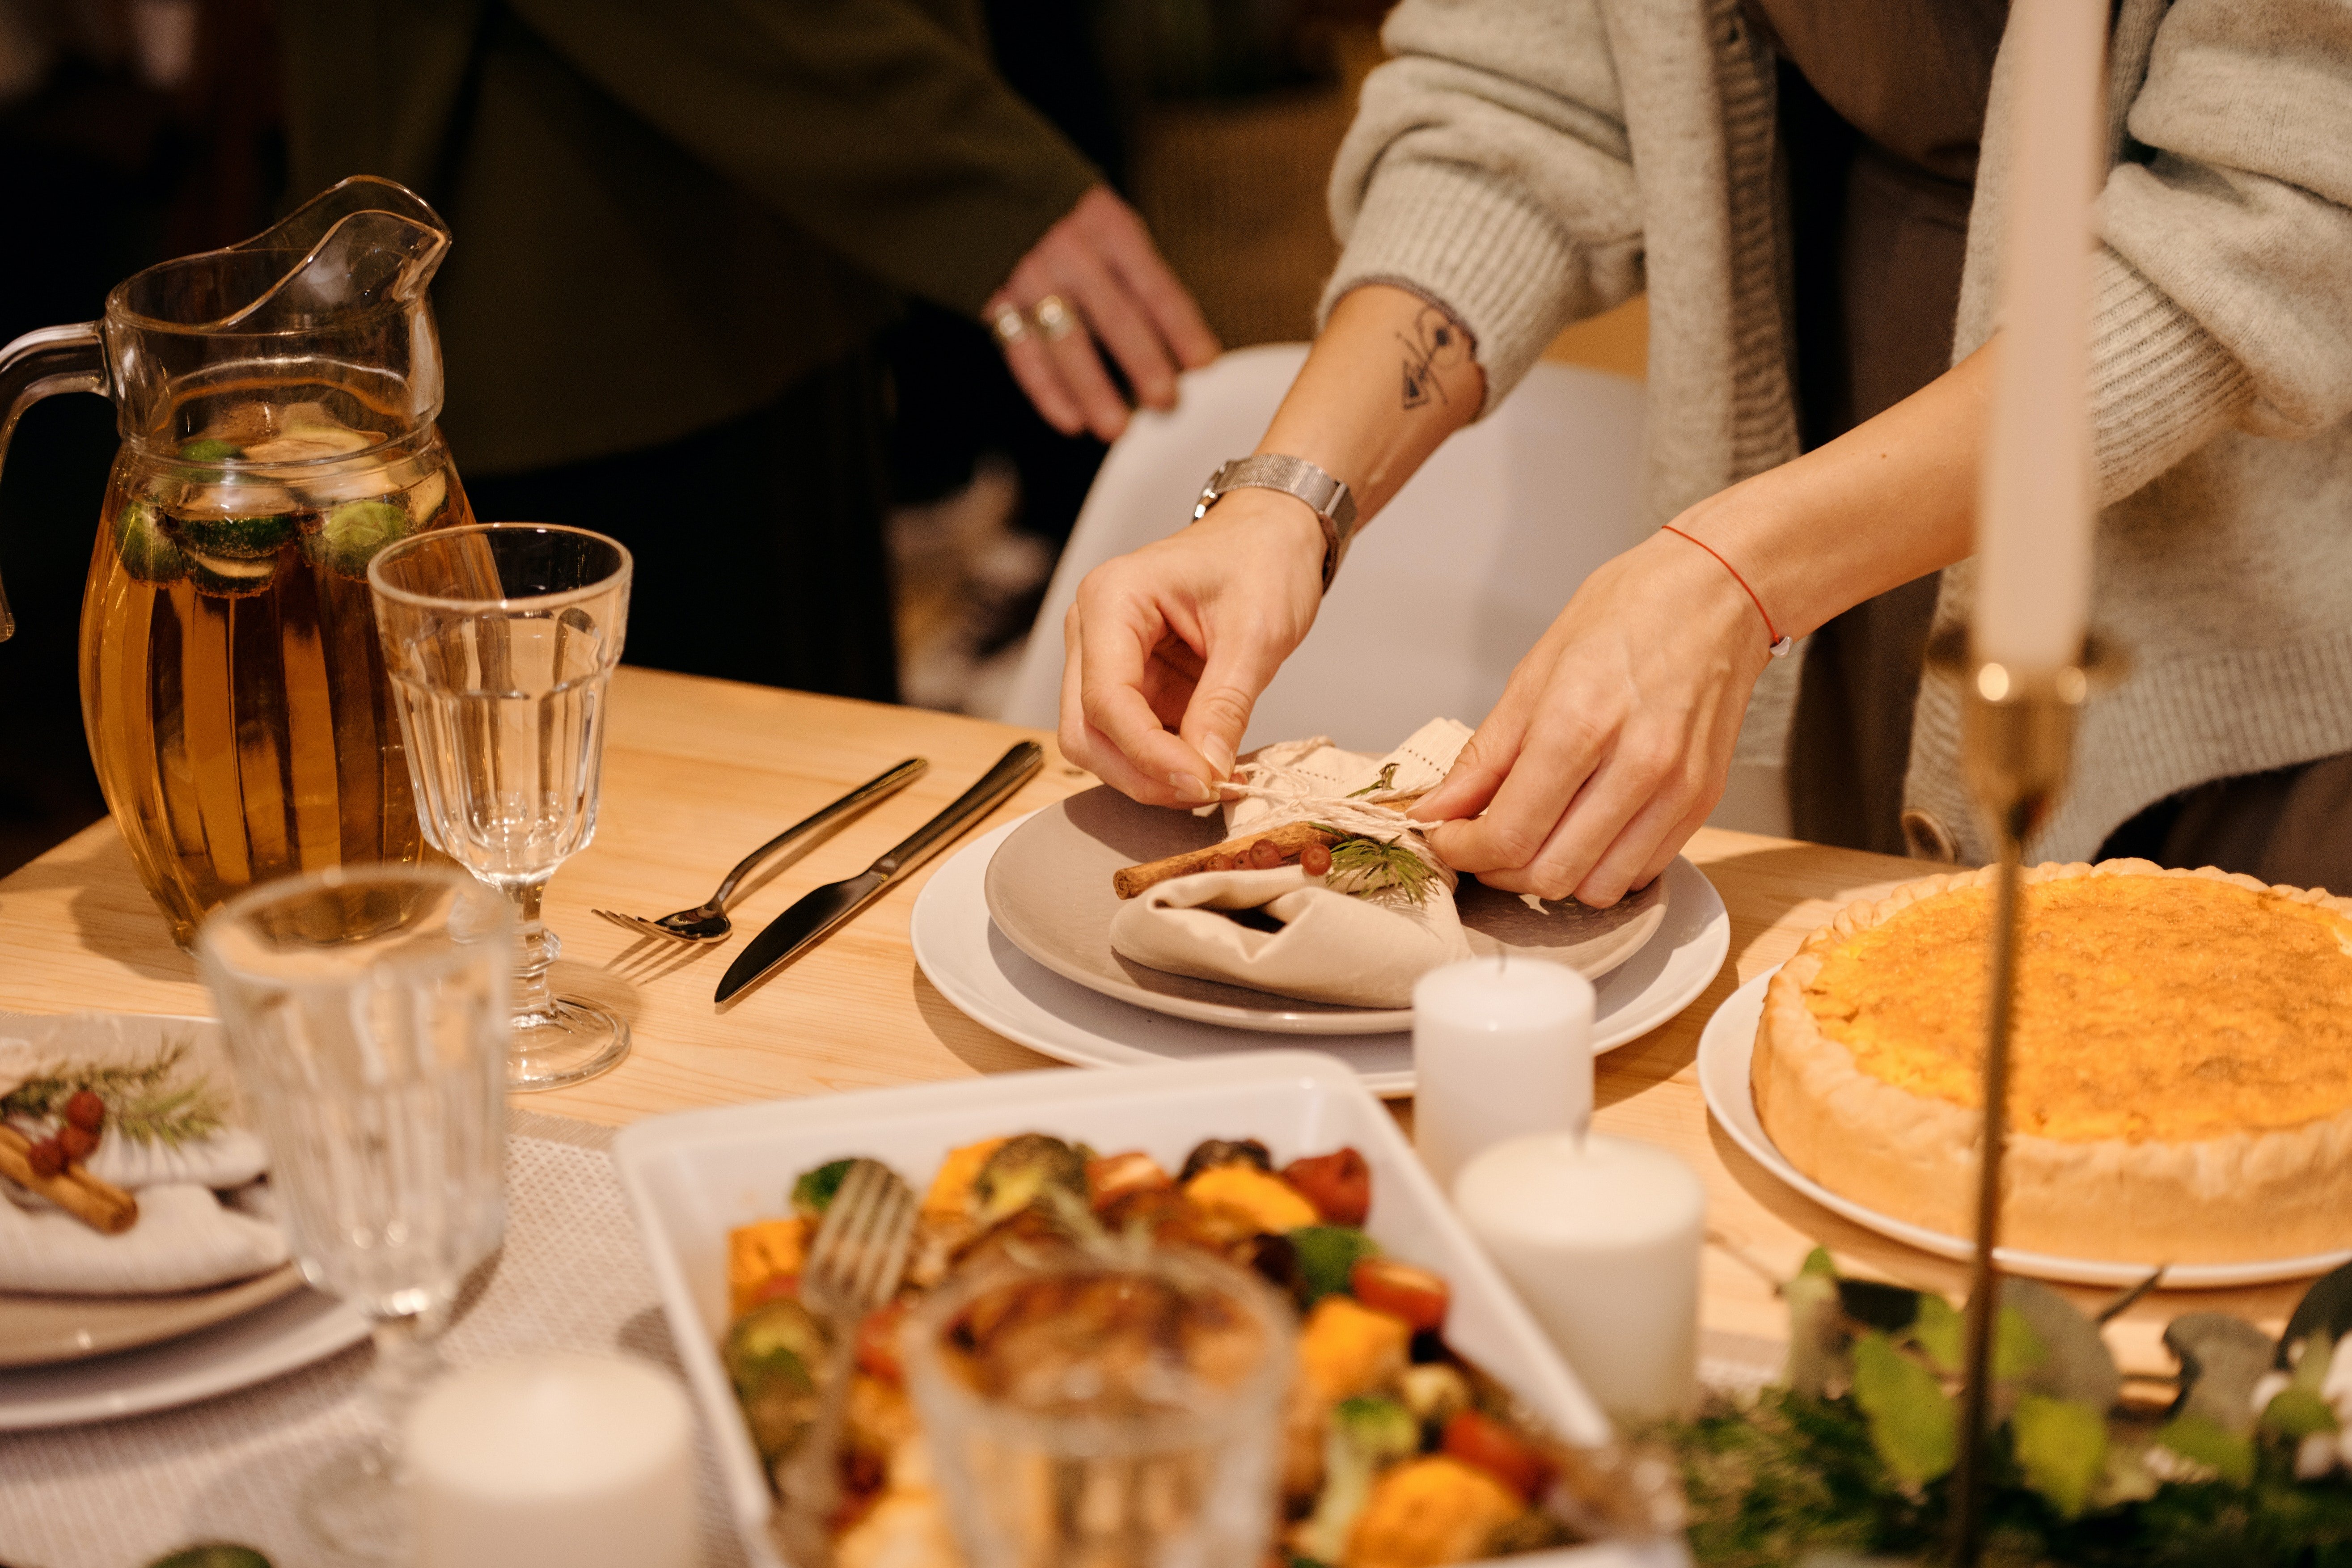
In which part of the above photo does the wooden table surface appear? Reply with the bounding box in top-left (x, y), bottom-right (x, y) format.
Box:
top-left (0, 666), bottom-right (2301, 1383)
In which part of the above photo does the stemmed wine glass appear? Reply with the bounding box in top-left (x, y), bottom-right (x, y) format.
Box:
top-left (197, 863), bottom-right (512, 1564)
top-left (368, 521), bottom-right (634, 1090)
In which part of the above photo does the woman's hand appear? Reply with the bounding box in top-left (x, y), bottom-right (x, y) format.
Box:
top-left (1058, 490), bottom-right (1328, 804)
top-left (986, 186), bottom-right (1221, 442)
top-left (1414, 530), bottom-right (1772, 906)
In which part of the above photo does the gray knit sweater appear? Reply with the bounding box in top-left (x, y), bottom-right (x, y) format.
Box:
top-left (1322, 0), bottom-right (2352, 866)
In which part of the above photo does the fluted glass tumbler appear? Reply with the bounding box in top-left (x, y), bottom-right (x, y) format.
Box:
top-left (368, 523), bottom-right (632, 1090)
top-left (197, 863), bottom-right (512, 1564)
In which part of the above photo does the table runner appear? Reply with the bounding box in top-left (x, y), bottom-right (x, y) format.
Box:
top-left (0, 1111), bottom-right (749, 1568)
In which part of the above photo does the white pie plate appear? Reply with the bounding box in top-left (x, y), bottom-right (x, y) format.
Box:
top-left (912, 816), bottom-right (1730, 1095)
top-left (614, 1051), bottom-right (1687, 1568)
top-left (0, 1279), bottom-right (364, 1430)
top-left (1698, 966), bottom-right (2352, 1289)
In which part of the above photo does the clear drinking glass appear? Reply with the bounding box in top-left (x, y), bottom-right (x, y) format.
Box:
top-left (367, 522), bottom-right (633, 1090)
top-left (197, 863), bottom-right (512, 1565)
top-left (904, 1247), bottom-right (1295, 1568)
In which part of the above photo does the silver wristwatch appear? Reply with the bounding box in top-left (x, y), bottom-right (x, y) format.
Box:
top-left (1192, 454), bottom-right (1359, 590)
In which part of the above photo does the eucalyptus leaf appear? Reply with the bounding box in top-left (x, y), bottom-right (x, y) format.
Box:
top-left (2280, 1259), bottom-right (2352, 1368)
top-left (1799, 1245), bottom-right (1837, 1279)
top-left (1851, 1331), bottom-right (1955, 1486)
top-left (1785, 1266), bottom-right (1844, 1399)
top-left (2012, 1393), bottom-right (2107, 1518)
top-left (2154, 1413), bottom-right (2256, 1486)
top-left (2165, 1312), bottom-right (2276, 1435)
top-left (1903, 1291), bottom-right (2043, 1382)
top-left (2000, 1278), bottom-right (2115, 1408)
top-left (1837, 1277), bottom-right (1922, 1334)
top-left (1914, 1293), bottom-right (1962, 1374)
top-left (2264, 1386), bottom-right (2340, 1440)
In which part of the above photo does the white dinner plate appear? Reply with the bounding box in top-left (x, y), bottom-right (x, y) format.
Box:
top-left (1697, 966), bottom-right (2352, 1289)
top-left (912, 816), bottom-right (1731, 1095)
top-left (0, 1279), bottom-right (365, 1430)
top-left (614, 1050), bottom-right (1686, 1568)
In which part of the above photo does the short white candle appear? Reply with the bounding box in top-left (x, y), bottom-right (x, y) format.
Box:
top-left (405, 1352), bottom-right (697, 1568)
top-left (1412, 957), bottom-right (1595, 1191)
top-left (1453, 1133), bottom-right (1705, 1425)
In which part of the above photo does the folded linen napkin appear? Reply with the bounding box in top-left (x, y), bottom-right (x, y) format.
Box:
top-left (0, 1011), bottom-right (284, 1295)
top-left (1108, 720), bottom-right (1478, 1008)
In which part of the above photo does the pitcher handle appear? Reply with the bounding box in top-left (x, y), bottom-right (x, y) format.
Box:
top-left (0, 321), bottom-right (109, 642)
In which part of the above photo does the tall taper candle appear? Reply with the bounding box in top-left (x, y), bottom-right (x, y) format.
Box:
top-left (1973, 0), bottom-right (2106, 673)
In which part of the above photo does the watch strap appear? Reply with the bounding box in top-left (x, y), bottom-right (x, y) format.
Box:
top-left (1191, 454), bottom-right (1359, 590)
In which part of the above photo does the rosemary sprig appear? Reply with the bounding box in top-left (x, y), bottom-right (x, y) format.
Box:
top-left (0, 1040), bottom-right (228, 1147)
top-left (1311, 826), bottom-right (1437, 906)
top-left (1344, 762), bottom-right (1401, 799)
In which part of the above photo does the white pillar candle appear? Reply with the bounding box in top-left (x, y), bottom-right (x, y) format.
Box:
top-left (1412, 957), bottom-right (1595, 1192)
top-left (1453, 1133), bottom-right (1704, 1425)
top-left (406, 1352), bottom-right (697, 1568)
top-left (1973, 0), bottom-right (2107, 673)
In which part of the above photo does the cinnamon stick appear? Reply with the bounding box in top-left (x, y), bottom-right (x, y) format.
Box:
top-left (0, 1125), bottom-right (139, 1235)
top-left (1113, 823), bottom-right (1340, 900)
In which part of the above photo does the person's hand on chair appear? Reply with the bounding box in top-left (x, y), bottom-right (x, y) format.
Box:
top-left (985, 186), bottom-right (1220, 442)
top-left (1058, 489), bottom-right (1325, 805)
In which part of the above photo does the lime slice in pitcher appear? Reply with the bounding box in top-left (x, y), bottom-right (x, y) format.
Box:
top-left (302, 499), bottom-right (410, 578)
top-left (112, 500), bottom-right (190, 583)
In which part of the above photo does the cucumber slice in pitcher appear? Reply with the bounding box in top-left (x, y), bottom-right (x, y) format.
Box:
top-left (111, 500), bottom-right (189, 583)
top-left (172, 512), bottom-right (295, 558)
top-left (188, 551), bottom-right (282, 598)
top-left (302, 499), bottom-right (410, 578)
top-left (177, 437), bottom-right (243, 463)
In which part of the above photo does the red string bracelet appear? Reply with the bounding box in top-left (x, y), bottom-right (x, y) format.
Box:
top-left (1659, 524), bottom-right (1794, 658)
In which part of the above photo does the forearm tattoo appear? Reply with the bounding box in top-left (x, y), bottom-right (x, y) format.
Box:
top-left (1397, 306), bottom-right (1471, 410)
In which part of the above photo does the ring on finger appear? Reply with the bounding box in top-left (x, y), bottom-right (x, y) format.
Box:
top-left (1032, 293), bottom-right (1078, 341)
top-left (989, 301), bottom-right (1030, 347)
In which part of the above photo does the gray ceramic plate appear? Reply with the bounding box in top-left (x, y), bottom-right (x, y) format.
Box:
top-left (983, 786), bottom-right (1669, 1034)
top-left (0, 1262), bottom-right (305, 1369)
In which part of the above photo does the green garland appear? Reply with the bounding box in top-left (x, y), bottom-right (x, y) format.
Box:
top-left (0, 1040), bottom-right (227, 1147)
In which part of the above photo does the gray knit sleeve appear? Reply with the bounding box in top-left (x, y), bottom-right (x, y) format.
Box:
top-left (2089, 0), bottom-right (2352, 499)
top-left (1318, 0), bottom-right (1645, 414)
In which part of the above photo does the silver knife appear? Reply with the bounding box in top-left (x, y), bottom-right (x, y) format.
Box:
top-left (715, 741), bottom-right (1045, 1004)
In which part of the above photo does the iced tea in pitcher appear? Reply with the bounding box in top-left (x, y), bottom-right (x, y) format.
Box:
top-left (0, 177), bottom-right (468, 945)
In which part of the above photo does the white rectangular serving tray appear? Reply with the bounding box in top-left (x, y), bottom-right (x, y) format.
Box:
top-left (614, 1050), bottom-right (1686, 1568)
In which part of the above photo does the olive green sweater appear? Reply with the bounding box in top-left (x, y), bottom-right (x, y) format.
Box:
top-left (1321, 0), bottom-right (2352, 866)
top-left (279, 0), bottom-right (1098, 474)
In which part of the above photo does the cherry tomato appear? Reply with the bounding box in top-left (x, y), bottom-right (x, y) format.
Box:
top-left (1282, 1147), bottom-right (1371, 1226)
top-left (1086, 1150), bottom-right (1173, 1211)
top-left (1349, 1255), bottom-right (1449, 1331)
top-left (749, 1272), bottom-right (800, 1308)
top-left (1442, 1409), bottom-right (1550, 1501)
top-left (856, 1299), bottom-right (912, 1384)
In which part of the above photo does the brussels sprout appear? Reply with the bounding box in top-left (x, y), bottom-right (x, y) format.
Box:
top-left (791, 1158), bottom-right (855, 1223)
top-left (300, 499), bottom-right (409, 578)
top-left (176, 438), bottom-right (244, 463)
top-left (112, 500), bottom-right (188, 583)
top-left (1290, 1225), bottom-right (1383, 1306)
top-left (1178, 1137), bottom-right (1273, 1183)
top-left (969, 1133), bottom-right (1087, 1225)
top-left (724, 1296), bottom-right (827, 1465)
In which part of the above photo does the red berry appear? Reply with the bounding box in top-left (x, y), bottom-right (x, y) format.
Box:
top-left (1246, 837), bottom-right (1284, 869)
top-left (57, 1124), bottom-right (97, 1162)
top-left (26, 1139), bottom-right (65, 1179)
top-left (1300, 842), bottom-right (1333, 876)
top-left (63, 1090), bottom-right (105, 1133)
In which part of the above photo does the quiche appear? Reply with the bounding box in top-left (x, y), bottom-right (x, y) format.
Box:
top-left (1753, 858), bottom-right (2352, 1264)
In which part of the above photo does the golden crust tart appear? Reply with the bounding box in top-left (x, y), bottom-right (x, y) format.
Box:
top-left (1753, 858), bottom-right (2352, 1264)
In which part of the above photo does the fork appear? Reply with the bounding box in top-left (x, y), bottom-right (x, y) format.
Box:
top-left (771, 1157), bottom-right (918, 1568)
top-left (593, 757), bottom-right (926, 944)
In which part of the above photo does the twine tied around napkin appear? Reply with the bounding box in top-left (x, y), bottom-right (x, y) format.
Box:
top-left (1108, 721), bottom-right (1477, 1007)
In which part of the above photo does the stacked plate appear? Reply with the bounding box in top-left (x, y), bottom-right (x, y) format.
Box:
top-left (913, 788), bottom-right (1732, 1094)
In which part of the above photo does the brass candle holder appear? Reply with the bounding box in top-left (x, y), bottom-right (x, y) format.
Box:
top-left (1926, 627), bottom-right (2124, 1567)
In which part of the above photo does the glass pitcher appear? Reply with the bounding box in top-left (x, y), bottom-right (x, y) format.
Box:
top-left (0, 177), bottom-right (474, 947)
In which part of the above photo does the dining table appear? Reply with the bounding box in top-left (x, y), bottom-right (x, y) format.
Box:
top-left (0, 665), bottom-right (2307, 1402)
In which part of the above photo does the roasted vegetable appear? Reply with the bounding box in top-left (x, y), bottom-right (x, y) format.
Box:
top-left (1183, 1163), bottom-right (1319, 1234)
top-left (1299, 1294), bottom-right (1413, 1402)
top-left (1293, 1396), bottom-right (1420, 1563)
top-left (1440, 1409), bottom-right (1549, 1501)
top-left (855, 1299), bottom-right (912, 1385)
top-left (792, 1158), bottom-right (856, 1223)
top-left (969, 1133), bottom-right (1087, 1224)
top-left (728, 1215), bottom-right (808, 1316)
top-left (1178, 1137), bottom-right (1273, 1182)
top-left (1291, 1225), bottom-right (1383, 1306)
top-left (1399, 1362), bottom-right (1472, 1431)
top-left (1085, 1150), bottom-right (1172, 1209)
top-left (922, 1136), bottom-right (1010, 1217)
top-left (1343, 1455), bottom-right (1523, 1568)
top-left (1284, 1146), bottom-right (1371, 1226)
top-left (724, 1297), bottom-right (826, 1465)
top-left (1351, 1257), bottom-right (1450, 1332)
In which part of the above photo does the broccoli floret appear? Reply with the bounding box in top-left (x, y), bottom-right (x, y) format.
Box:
top-left (1293, 1396), bottom-right (1421, 1563)
top-left (790, 1158), bottom-right (855, 1223)
top-left (969, 1132), bottom-right (1086, 1224)
top-left (1178, 1137), bottom-right (1272, 1183)
top-left (723, 1296), bottom-right (826, 1467)
top-left (1290, 1225), bottom-right (1382, 1306)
